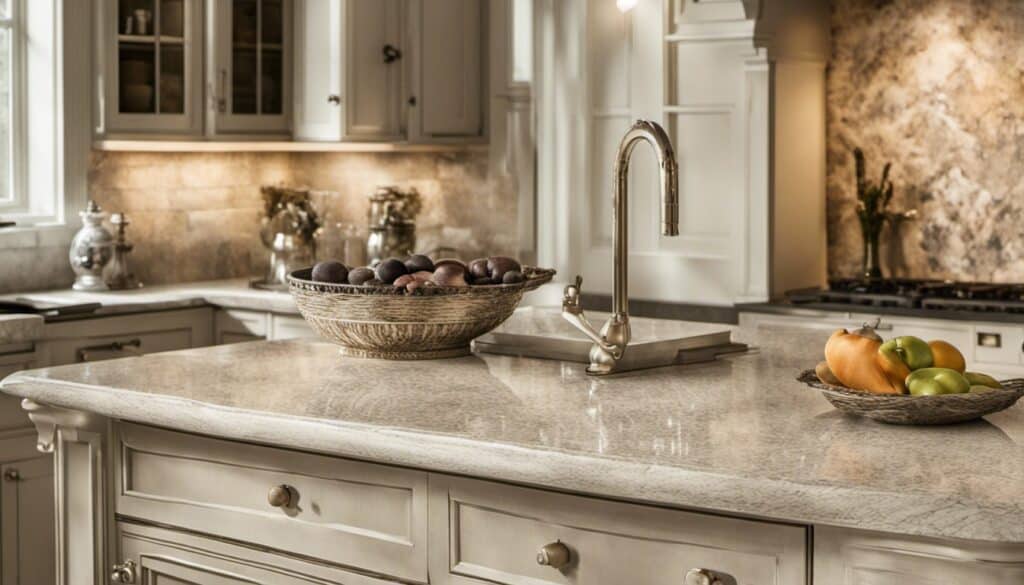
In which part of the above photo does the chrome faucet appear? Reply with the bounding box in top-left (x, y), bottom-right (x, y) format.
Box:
top-left (562, 119), bottom-right (679, 375)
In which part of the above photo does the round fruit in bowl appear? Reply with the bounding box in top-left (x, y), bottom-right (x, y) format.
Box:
top-left (800, 323), bottom-right (1024, 424)
top-left (289, 254), bottom-right (556, 360)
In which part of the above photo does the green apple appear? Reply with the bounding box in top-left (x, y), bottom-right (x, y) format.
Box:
top-left (879, 336), bottom-right (934, 371)
top-left (905, 368), bottom-right (970, 396)
top-left (965, 371), bottom-right (1002, 389)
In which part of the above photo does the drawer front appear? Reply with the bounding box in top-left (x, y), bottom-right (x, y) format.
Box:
top-left (42, 308), bottom-right (213, 365)
top-left (429, 475), bottom-right (807, 585)
top-left (269, 314), bottom-right (316, 340)
top-left (117, 521), bottom-right (395, 585)
top-left (214, 309), bottom-right (268, 345)
top-left (814, 526), bottom-right (1024, 584)
top-left (115, 423), bottom-right (428, 582)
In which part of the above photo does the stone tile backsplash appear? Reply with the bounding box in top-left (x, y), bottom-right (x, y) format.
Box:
top-left (77, 149), bottom-right (514, 288)
top-left (0, 149), bottom-right (514, 293)
top-left (827, 0), bottom-right (1024, 281)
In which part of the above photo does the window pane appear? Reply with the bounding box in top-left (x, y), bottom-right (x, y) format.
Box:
top-left (0, 0), bottom-right (8, 20)
top-left (119, 0), bottom-right (155, 36)
top-left (232, 0), bottom-right (258, 114)
top-left (159, 44), bottom-right (184, 114)
top-left (119, 44), bottom-right (156, 113)
top-left (159, 0), bottom-right (184, 38)
top-left (512, 0), bottom-right (533, 83)
top-left (0, 27), bottom-right (10, 202)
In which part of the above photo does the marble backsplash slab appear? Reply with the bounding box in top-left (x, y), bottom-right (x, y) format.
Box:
top-left (827, 0), bottom-right (1024, 281)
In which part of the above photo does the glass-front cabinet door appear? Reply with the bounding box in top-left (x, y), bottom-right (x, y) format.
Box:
top-left (100, 0), bottom-right (203, 136)
top-left (208, 0), bottom-right (292, 136)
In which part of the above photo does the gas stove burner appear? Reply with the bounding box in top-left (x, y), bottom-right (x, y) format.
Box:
top-left (788, 279), bottom-right (1024, 313)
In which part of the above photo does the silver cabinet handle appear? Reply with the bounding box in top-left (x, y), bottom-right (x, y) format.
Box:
top-left (111, 560), bottom-right (137, 584)
top-left (684, 568), bottom-right (724, 585)
top-left (267, 484), bottom-right (295, 508)
top-left (76, 338), bottom-right (142, 363)
top-left (536, 541), bottom-right (571, 569)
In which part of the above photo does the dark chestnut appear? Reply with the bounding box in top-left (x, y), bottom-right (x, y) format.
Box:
top-left (433, 264), bottom-right (468, 287)
top-left (487, 256), bottom-right (521, 280)
top-left (468, 258), bottom-right (490, 279)
top-left (472, 277), bottom-right (496, 286)
top-left (404, 254), bottom-right (435, 273)
top-left (364, 278), bottom-right (385, 287)
top-left (375, 258), bottom-right (409, 284)
top-left (347, 266), bottom-right (375, 285)
top-left (502, 270), bottom-right (525, 284)
top-left (434, 258), bottom-right (468, 272)
top-left (311, 260), bottom-right (349, 284)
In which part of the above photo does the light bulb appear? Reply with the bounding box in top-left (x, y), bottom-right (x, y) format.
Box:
top-left (616, 0), bottom-right (638, 13)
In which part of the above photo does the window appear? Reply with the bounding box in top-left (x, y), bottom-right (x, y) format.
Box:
top-left (0, 0), bottom-right (88, 232)
top-left (511, 0), bottom-right (533, 84)
top-left (0, 0), bottom-right (16, 210)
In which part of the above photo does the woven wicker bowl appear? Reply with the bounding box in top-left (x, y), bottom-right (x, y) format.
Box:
top-left (797, 369), bottom-right (1024, 425)
top-left (287, 266), bottom-right (556, 360)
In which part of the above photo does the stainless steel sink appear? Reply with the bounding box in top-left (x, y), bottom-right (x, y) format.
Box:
top-left (474, 307), bottom-right (745, 371)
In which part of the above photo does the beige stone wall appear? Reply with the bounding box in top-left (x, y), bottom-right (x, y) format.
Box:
top-left (0, 149), bottom-right (514, 293)
top-left (827, 0), bottom-right (1024, 281)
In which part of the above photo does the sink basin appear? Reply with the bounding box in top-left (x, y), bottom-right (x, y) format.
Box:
top-left (474, 306), bottom-right (745, 370)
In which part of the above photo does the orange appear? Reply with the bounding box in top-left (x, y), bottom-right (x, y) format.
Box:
top-left (928, 340), bottom-right (966, 373)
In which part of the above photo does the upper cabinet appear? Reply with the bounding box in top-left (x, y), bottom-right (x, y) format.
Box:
top-left (293, 0), bottom-right (404, 141)
top-left (293, 0), bottom-right (484, 143)
top-left (96, 0), bottom-right (486, 144)
top-left (407, 0), bottom-right (483, 141)
top-left (207, 0), bottom-right (293, 137)
top-left (98, 0), bottom-right (204, 136)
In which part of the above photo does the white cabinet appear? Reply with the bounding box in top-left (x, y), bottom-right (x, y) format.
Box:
top-left (407, 0), bottom-right (484, 141)
top-left (97, 0), bottom-right (205, 137)
top-left (1, 457), bottom-right (54, 585)
top-left (214, 309), bottom-right (313, 342)
top-left (815, 526), bottom-right (1024, 584)
top-left (39, 308), bottom-right (214, 366)
top-left (430, 474), bottom-right (807, 585)
top-left (207, 0), bottom-right (293, 137)
top-left (294, 0), bottom-right (485, 143)
top-left (293, 0), bottom-right (404, 141)
top-left (214, 308), bottom-right (268, 344)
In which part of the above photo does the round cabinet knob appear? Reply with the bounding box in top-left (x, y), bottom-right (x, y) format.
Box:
top-left (3, 469), bottom-right (19, 482)
top-left (536, 541), bottom-right (571, 570)
top-left (327, 94), bottom-right (341, 105)
top-left (684, 568), bottom-right (722, 585)
top-left (267, 484), bottom-right (295, 508)
top-left (111, 560), bottom-right (137, 584)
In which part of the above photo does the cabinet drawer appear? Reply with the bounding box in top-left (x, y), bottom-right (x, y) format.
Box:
top-left (117, 521), bottom-right (395, 585)
top-left (115, 423), bottom-right (428, 583)
top-left (429, 475), bottom-right (807, 585)
top-left (41, 308), bottom-right (213, 365)
top-left (214, 309), bottom-right (268, 345)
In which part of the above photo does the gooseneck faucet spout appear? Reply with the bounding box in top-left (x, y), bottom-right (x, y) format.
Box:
top-left (562, 119), bottom-right (680, 375)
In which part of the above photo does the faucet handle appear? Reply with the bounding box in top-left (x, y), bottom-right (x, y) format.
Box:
top-left (563, 275), bottom-right (584, 313)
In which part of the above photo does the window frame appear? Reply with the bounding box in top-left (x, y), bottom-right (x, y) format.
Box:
top-left (0, 0), bottom-right (25, 214)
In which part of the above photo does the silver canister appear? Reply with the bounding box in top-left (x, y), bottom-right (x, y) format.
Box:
top-left (366, 186), bottom-right (420, 262)
top-left (69, 201), bottom-right (115, 291)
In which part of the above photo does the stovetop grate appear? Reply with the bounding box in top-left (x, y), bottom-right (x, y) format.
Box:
top-left (789, 279), bottom-right (1024, 313)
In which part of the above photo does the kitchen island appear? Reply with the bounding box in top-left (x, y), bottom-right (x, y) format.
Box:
top-left (3, 327), bottom-right (1023, 584)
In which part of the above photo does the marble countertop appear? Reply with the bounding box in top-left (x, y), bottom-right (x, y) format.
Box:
top-left (3, 279), bottom-right (300, 322)
top-left (4, 327), bottom-right (1024, 543)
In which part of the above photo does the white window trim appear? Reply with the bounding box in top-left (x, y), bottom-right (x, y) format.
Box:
top-left (0, 0), bottom-right (89, 244)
